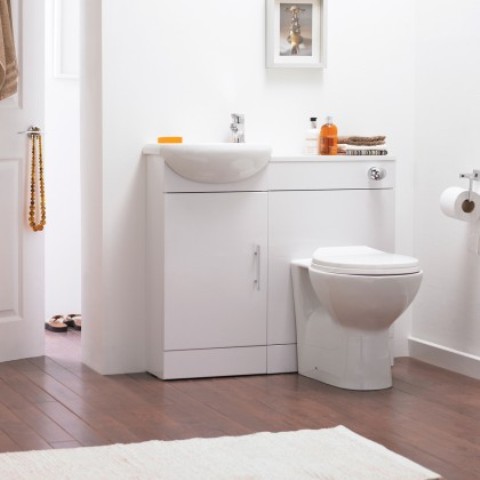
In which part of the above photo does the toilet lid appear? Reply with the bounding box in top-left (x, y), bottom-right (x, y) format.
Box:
top-left (310, 246), bottom-right (420, 275)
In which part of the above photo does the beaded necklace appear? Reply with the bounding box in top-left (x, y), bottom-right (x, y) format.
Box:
top-left (28, 128), bottom-right (46, 232)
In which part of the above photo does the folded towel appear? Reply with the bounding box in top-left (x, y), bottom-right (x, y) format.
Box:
top-left (337, 136), bottom-right (386, 146)
top-left (0, 0), bottom-right (18, 101)
top-left (344, 149), bottom-right (388, 156)
top-left (338, 144), bottom-right (389, 156)
top-left (338, 144), bottom-right (389, 150)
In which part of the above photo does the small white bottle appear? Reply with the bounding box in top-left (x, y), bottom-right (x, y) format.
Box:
top-left (305, 117), bottom-right (319, 154)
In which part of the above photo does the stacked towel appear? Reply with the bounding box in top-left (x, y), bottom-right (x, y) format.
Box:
top-left (337, 135), bottom-right (388, 155)
top-left (0, 0), bottom-right (18, 101)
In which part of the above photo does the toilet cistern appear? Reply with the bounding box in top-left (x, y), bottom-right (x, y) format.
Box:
top-left (230, 113), bottom-right (245, 143)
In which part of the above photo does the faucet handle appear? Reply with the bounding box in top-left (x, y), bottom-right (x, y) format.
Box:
top-left (231, 113), bottom-right (244, 124)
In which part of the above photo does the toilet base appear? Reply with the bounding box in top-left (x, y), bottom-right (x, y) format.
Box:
top-left (297, 325), bottom-right (392, 390)
top-left (291, 262), bottom-right (393, 391)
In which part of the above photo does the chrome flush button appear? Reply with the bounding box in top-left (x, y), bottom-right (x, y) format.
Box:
top-left (368, 167), bottom-right (386, 181)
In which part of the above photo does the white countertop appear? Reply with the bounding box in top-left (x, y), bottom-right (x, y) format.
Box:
top-left (142, 144), bottom-right (394, 162)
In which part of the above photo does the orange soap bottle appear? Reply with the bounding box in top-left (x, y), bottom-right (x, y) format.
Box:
top-left (319, 116), bottom-right (338, 155)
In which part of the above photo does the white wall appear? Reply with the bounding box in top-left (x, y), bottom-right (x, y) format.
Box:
top-left (80, 0), bottom-right (106, 372)
top-left (44, 0), bottom-right (81, 320)
top-left (83, 0), bottom-right (416, 373)
top-left (411, 0), bottom-right (480, 376)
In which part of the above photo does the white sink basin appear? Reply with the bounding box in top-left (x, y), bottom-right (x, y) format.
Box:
top-left (160, 143), bottom-right (271, 183)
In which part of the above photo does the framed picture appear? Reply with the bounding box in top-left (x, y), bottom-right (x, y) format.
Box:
top-left (266, 0), bottom-right (327, 69)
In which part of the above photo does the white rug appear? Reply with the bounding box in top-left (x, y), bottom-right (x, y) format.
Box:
top-left (0, 426), bottom-right (440, 479)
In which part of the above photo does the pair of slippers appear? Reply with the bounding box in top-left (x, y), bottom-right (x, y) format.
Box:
top-left (45, 314), bottom-right (82, 333)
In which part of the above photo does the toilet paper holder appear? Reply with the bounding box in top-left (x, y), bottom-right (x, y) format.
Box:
top-left (459, 169), bottom-right (480, 202)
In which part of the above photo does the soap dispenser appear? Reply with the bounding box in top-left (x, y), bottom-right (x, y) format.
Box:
top-left (305, 117), bottom-right (319, 154)
top-left (320, 116), bottom-right (338, 155)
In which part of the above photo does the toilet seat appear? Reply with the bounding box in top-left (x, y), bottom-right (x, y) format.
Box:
top-left (310, 245), bottom-right (420, 275)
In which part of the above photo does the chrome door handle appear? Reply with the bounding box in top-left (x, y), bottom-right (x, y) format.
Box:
top-left (254, 245), bottom-right (261, 291)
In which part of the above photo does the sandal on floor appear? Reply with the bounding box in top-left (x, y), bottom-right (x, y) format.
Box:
top-left (45, 315), bottom-right (68, 332)
top-left (65, 313), bottom-right (82, 331)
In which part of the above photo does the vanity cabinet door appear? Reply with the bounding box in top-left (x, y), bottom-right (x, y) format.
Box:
top-left (164, 192), bottom-right (268, 351)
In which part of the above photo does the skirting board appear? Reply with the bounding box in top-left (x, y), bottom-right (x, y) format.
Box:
top-left (409, 336), bottom-right (480, 381)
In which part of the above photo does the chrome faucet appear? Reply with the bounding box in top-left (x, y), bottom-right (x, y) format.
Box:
top-left (230, 113), bottom-right (245, 143)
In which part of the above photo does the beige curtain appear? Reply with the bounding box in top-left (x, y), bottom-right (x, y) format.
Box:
top-left (0, 0), bottom-right (18, 101)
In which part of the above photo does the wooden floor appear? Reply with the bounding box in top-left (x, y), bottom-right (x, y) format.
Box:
top-left (0, 331), bottom-right (478, 479)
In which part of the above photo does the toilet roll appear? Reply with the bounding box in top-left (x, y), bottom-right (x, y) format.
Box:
top-left (440, 186), bottom-right (480, 222)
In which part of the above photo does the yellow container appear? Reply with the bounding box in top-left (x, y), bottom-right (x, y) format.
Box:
top-left (157, 136), bottom-right (183, 144)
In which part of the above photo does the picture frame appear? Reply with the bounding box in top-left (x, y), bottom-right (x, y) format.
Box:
top-left (266, 0), bottom-right (327, 69)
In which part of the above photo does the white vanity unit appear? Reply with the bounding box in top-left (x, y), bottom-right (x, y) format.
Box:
top-left (144, 144), bottom-right (395, 380)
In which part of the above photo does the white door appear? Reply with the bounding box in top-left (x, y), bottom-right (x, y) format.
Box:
top-left (164, 192), bottom-right (268, 351)
top-left (0, 0), bottom-right (45, 361)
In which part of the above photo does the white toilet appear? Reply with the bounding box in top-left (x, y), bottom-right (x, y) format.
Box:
top-left (291, 245), bottom-right (422, 391)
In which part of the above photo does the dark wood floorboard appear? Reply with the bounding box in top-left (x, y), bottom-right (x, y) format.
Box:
top-left (0, 329), bottom-right (477, 479)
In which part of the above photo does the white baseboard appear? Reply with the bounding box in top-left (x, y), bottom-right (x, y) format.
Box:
top-left (408, 336), bottom-right (480, 380)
